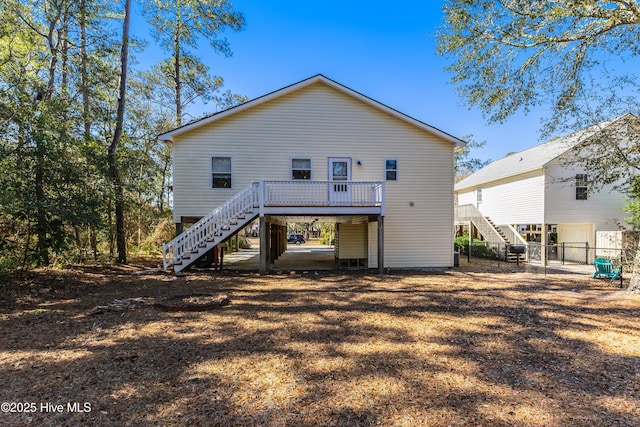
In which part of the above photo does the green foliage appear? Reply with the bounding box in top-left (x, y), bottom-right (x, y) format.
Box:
top-left (454, 235), bottom-right (469, 252)
top-left (454, 236), bottom-right (499, 259)
top-left (471, 243), bottom-right (499, 260)
top-left (319, 223), bottom-right (335, 245)
top-left (221, 235), bottom-right (251, 252)
top-left (140, 0), bottom-right (245, 125)
top-left (0, 0), bottom-right (248, 272)
top-left (455, 134), bottom-right (491, 180)
top-left (625, 176), bottom-right (640, 230)
top-left (438, 1), bottom-right (640, 128)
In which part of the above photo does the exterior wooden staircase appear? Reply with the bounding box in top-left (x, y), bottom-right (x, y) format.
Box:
top-left (455, 204), bottom-right (527, 263)
top-left (484, 216), bottom-right (509, 243)
top-left (163, 183), bottom-right (260, 272)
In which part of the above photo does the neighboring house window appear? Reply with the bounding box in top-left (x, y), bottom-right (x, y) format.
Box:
top-left (385, 159), bottom-right (397, 181)
top-left (211, 156), bottom-right (232, 188)
top-left (291, 158), bottom-right (311, 180)
top-left (576, 174), bottom-right (588, 200)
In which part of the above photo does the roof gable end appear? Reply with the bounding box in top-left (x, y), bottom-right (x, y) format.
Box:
top-left (158, 74), bottom-right (466, 147)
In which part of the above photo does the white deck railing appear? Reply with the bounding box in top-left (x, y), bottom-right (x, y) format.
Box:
top-left (163, 182), bottom-right (260, 269)
top-left (163, 180), bottom-right (385, 270)
top-left (262, 180), bottom-right (384, 208)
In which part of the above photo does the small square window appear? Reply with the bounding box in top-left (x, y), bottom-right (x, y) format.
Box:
top-left (385, 159), bottom-right (397, 181)
top-left (212, 156), bottom-right (232, 188)
top-left (576, 174), bottom-right (588, 200)
top-left (292, 158), bottom-right (311, 180)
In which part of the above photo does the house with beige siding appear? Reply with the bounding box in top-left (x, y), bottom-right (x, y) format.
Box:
top-left (159, 74), bottom-right (465, 272)
top-left (455, 113), bottom-right (638, 263)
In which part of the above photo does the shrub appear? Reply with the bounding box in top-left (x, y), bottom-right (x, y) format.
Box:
top-left (454, 236), bottom-right (499, 260)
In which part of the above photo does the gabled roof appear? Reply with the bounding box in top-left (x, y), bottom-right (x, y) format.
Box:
top-left (455, 113), bottom-right (638, 191)
top-left (157, 74), bottom-right (466, 147)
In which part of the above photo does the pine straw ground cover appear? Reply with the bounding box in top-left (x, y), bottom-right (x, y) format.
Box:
top-left (1, 259), bottom-right (639, 426)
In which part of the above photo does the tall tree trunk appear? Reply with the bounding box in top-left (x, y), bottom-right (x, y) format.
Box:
top-left (173, 1), bottom-right (183, 127)
top-left (174, 31), bottom-right (182, 127)
top-left (35, 150), bottom-right (49, 266)
top-left (61, 9), bottom-right (69, 120)
top-left (89, 225), bottom-right (97, 261)
top-left (80, 0), bottom-right (91, 140)
top-left (108, 151), bottom-right (126, 263)
top-left (108, 0), bottom-right (131, 264)
top-left (158, 145), bottom-right (171, 212)
top-left (80, 0), bottom-right (98, 260)
top-left (34, 10), bottom-right (62, 266)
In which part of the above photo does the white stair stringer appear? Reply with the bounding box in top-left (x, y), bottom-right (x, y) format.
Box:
top-left (455, 204), bottom-right (508, 248)
top-left (163, 183), bottom-right (260, 272)
top-left (455, 204), bottom-right (528, 263)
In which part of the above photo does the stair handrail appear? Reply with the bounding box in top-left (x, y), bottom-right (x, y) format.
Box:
top-left (455, 204), bottom-right (507, 248)
top-left (163, 182), bottom-right (259, 269)
top-left (499, 223), bottom-right (528, 247)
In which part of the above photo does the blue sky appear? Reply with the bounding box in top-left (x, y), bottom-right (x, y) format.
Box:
top-left (134, 0), bottom-right (552, 163)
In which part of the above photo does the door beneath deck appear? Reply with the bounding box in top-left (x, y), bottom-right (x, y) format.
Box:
top-left (329, 158), bottom-right (351, 205)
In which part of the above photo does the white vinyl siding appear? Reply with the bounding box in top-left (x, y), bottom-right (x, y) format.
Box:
top-left (368, 221), bottom-right (378, 268)
top-left (457, 191), bottom-right (476, 207)
top-left (172, 82), bottom-right (456, 267)
top-left (545, 161), bottom-right (629, 230)
top-left (335, 223), bottom-right (367, 259)
top-left (458, 171), bottom-right (545, 225)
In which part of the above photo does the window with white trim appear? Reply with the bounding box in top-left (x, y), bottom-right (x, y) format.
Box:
top-left (385, 159), bottom-right (397, 181)
top-left (291, 158), bottom-right (311, 180)
top-left (211, 156), bottom-right (232, 188)
top-left (576, 174), bottom-right (588, 200)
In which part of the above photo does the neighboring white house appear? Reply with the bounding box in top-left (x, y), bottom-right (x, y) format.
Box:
top-left (455, 113), bottom-right (639, 263)
top-left (158, 74), bottom-right (466, 272)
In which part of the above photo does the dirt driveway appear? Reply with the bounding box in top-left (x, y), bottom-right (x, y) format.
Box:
top-left (1, 258), bottom-right (639, 426)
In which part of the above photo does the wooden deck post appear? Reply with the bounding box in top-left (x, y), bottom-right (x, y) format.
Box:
top-left (259, 216), bottom-right (268, 274)
top-left (377, 215), bottom-right (384, 274)
top-left (541, 223), bottom-right (547, 266)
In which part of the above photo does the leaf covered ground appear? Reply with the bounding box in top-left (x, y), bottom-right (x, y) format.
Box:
top-left (1, 259), bottom-right (639, 426)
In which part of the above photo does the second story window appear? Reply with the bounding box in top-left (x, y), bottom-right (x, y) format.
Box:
top-left (576, 174), bottom-right (588, 200)
top-left (385, 159), bottom-right (398, 181)
top-left (291, 158), bottom-right (311, 180)
top-left (212, 156), bottom-right (232, 188)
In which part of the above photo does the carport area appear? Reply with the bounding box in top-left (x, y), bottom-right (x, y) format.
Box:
top-left (256, 214), bottom-right (383, 273)
top-left (220, 243), bottom-right (336, 271)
